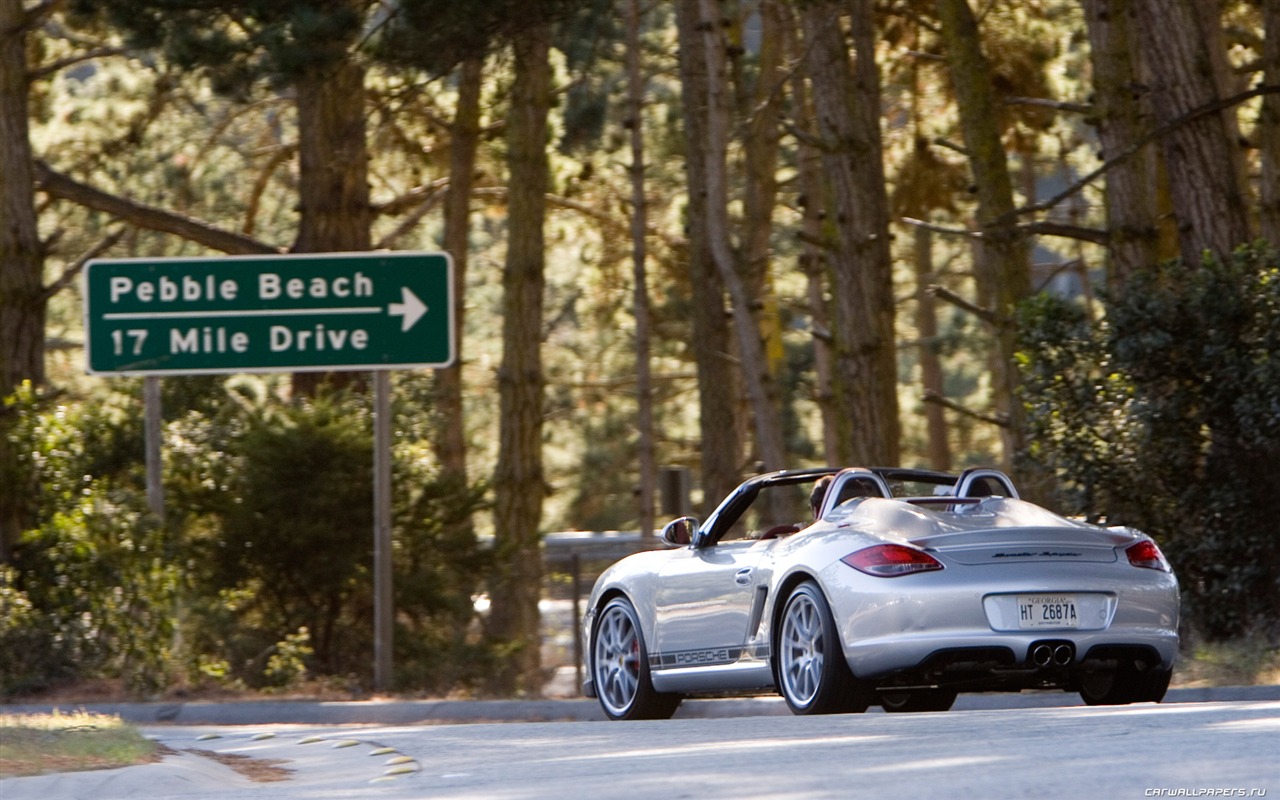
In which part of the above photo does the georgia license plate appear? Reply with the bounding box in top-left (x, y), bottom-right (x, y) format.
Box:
top-left (1017, 594), bottom-right (1080, 629)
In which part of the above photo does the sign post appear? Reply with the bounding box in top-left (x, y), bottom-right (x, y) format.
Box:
top-left (85, 252), bottom-right (454, 692)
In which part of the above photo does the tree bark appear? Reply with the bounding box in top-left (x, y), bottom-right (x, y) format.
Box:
top-left (784, 3), bottom-right (839, 465)
top-left (914, 226), bottom-right (950, 471)
top-left (740, 0), bottom-right (785, 386)
top-left (934, 0), bottom-right (1031, 472)
top-left (625, 0), bottom-right (656, 539)
top-left (1, 0), bottom-right (45, 565)
top-left (1, 0), bottom-right (45, 398)
top-left (291, 58), bottom-right (373, 396)
top-left (1131, 0), bottom-right (1251, 263)
top-left (489, 28), bottom-right (551, 694)
top-left (674, 0), bottom-right (742, 509)
top-left (435, 57), bottom-right (482, 482)
top-left (801, 0), bottom-right (899, 465)
top-left (694, 0), bottom-right (787, 475)
top-left (1260, 0), bottom-right (1280, 245)
top-left (1080, 0), bottom-right (1161, 289)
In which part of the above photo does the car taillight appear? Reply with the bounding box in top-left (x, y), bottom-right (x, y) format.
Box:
top-left (1126, 540), bottom-right (1171, 572)
top-left (842, 544), bottom-right (944, 577)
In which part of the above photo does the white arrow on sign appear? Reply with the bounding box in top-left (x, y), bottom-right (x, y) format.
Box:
top-left (388, 287), bottom-right (428, 332)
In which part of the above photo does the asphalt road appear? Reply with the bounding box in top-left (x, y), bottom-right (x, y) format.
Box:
top-left (3, 691), bottom-right (1279, 800)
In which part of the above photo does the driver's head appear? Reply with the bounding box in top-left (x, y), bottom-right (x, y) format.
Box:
top-left (809, 475), bottom-right (833, 519)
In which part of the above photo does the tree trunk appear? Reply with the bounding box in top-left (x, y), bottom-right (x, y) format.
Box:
top-left (291, 58), bottom-right (373, 396)
top-left (435, 57), bottom-right (482, 481)
top-left (625, 0), bottom-right (656, 539)
top-left (1260, 0), bottom-right (1280, 245)
top-left (1131, 0), bottom-right (1251, 263)
top-left (914, 227), bottom-right (950, 471)
top-left (0, 0), bottom-right (44, 565)
top-left (740, 0), bottom-right (784, 385)
top-left (695, 0), bottom-right (787, 475)
top-left (934, 0), bottom-right (1031, 472)
top-left (0, 0), bottom-right (43, 398)
top-left (1081, 0), bottom-right (1161, 290)
top-left (675, 0), bottom-right (742, 509)
top-left (801, 0), bottom-right (899, 465)
top-left (489, 28), bottom-right (551, 695)
top-left (785, 1), bottom-right (839, 465)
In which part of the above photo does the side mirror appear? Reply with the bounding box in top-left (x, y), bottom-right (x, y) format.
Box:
top-left (661, 516), bottom-right (699, 547)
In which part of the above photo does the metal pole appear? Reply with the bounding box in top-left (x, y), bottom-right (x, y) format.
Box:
top-left (373, 370), bottom-right (393, 691)
top-left (144, 376), bottom-right (164, 523)
top-left (572, 553), bottom-right (582, 693)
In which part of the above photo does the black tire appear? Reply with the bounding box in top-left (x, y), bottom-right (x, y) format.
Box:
top-left (776, 581), bottom-right (872, 715)
top-left (880, 689), bottom-right (958, 713)
top-left (1079, 663), bottom-right (1172, 706)
top-left (591, 597), bottom-right (681, 720)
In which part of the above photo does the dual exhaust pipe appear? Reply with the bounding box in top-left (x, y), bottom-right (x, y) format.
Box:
top-left (1030, 642), bottom-right (1074, 668)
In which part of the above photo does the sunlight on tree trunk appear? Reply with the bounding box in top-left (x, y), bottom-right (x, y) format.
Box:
top-left (0, 0), bottom-right (45, 565)
top-left (1081, 0), bottom-right (1161, 292)
top-left (801, 0), bottom-right (899, 466)
top-left (934, 0), bottom-right (1031, 475)
top-left (490, 28), bottom-right (552, 695)
top-left (625, 0), bottom-right (657, 540)
top-left (675, 0), bottom-right (742, 509)
top-left (1131, 0), bottom-right (1251, 264)
top-left (1258, 0), bottom-right (1280, 244)
top-left (291, 60), bottom-right (373, 397)
top-left (435, 57), bottom-right (483, 481)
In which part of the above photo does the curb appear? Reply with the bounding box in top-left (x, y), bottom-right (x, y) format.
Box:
top-left (5, 685), bottom-right (1278, 726)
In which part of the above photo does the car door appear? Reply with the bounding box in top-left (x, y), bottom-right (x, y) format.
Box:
top-left (650, 538), bottom-right (769, 669)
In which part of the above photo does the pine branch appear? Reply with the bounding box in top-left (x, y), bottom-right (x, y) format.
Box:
top-left (1005, 96), bottom-right (1092, 115)
top-left (34, 161), bottom-right (281, 255)
top-left (41, 228), bottom-right (126, 303)
top-left (1001, 83), bottom-right (1280, 225)
top-left (927, 284), bottom-right (997, 326)
top-left (923, 390), bottom-right (1008, 427)
top-left (1022, 220), bottom-right (1109, 245)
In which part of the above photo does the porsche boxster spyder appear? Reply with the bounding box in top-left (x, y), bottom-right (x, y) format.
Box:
top-left (582, 467), bottom-right (1179, 720)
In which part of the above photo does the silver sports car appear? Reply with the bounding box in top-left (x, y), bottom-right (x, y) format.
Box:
top-left (582, 467), bottom-right (1179, 720)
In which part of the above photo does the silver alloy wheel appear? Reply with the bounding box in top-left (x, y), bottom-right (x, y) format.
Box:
top-left (780, 590), bottom-right (824, 707)
top-left (594, 601), bottom-right (641, 716)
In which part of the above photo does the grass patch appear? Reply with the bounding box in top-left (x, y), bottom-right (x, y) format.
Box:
top-left (1173, 638), bottom-right (1280, 688)
top-left (0, 710), bottom-right (158, 779)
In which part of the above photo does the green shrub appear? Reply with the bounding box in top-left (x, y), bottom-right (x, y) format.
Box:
top-left (1019, 243), bottom-right (1280, 638)
top-left (2, 385), bottom-right (177, 695)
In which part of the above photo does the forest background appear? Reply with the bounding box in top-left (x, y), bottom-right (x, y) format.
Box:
top-left (1, 0), bottom-right (1278, 699)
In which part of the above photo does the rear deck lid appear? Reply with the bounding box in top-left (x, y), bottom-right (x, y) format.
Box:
top-left (830, 497), bottom-right (1130, 564)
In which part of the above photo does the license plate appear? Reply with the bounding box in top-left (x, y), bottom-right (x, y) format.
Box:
top-left (1017, 594), bottom-right (1080, 629)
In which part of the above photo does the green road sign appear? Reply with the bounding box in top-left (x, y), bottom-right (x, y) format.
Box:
top-left (84, 252), bottom-right (454, 375)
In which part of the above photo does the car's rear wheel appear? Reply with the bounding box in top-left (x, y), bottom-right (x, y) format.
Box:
top-left (591, 596), bottom-right (681, 720)
top-left (777, 581), bottom-right (871, 715)
top-left (1078, 662), bottom-right (1171, 705)
top-left (879, 688), bottom-right (958, 713)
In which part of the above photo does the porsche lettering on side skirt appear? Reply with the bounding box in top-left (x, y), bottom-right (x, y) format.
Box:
top-left (651, 644), bottom-right (770, 669)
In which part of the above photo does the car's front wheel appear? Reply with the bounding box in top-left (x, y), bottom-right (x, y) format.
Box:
top-left (776, 581), bottom-right (872, 715)
top-left (591, 596), bottom-right (681, 720)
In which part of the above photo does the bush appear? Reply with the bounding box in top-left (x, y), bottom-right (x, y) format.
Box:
top-left (1019, 243), bottom-right (1280, 638)
top-left (1, 385), bottom-right (177, 695)
top-left (4, 377), bottom-right (494, 696)
top-left (170, 382), bottom-right (493, 692)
